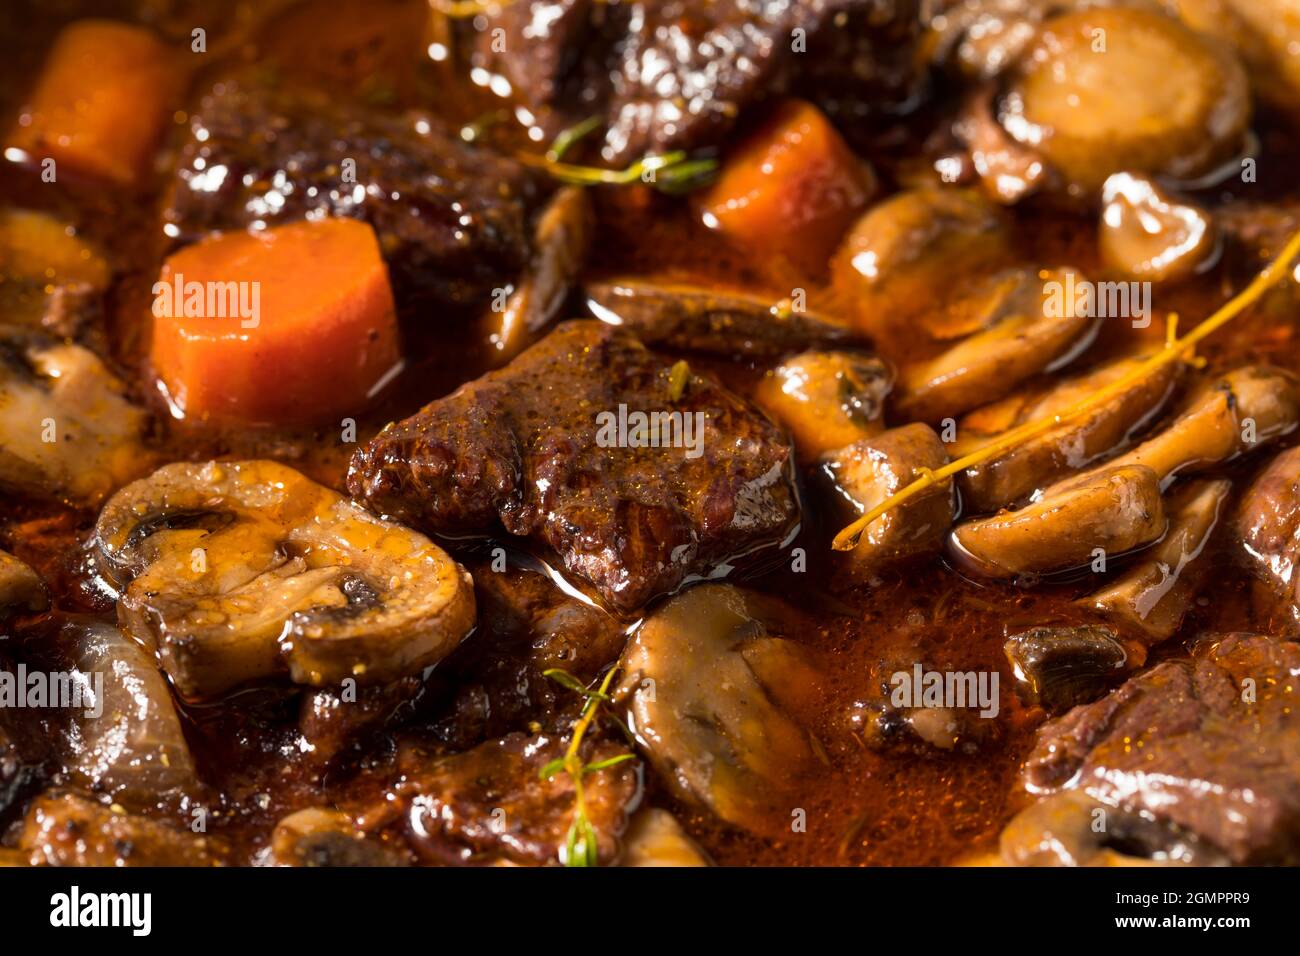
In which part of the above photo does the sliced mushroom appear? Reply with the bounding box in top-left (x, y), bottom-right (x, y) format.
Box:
top-left (819, 423), bottom-right (956, 580)
top-left (616, 584), bottom-right (821, 836)
top-left (620, 808), bottom-right (711, 867)
top-left (831, 188), bottom-right (1015, 344)
top-left (1168, 0), bottom-right (1300, 122)
top-left (999, 7), bottom-right (1250, 194)
top-left (263, 807), bottom-right (410, 867)
top-left (1099, 172), bottom-right (1218, 283)
top-left (999, 790), bottom-right (1220, 866)
top-left (954, 84), bottom-right (1049, 204)
top-left (1004, 625), bottom-right (1128, 715)
top-left (1235, 445), bottom-right (1300, 628)
top-left (0, 548), bottom-right (47, 616)
top-left (18, 791), bottom-right (224, 867)
top-left (492, 186), bottom-right (591, 355)
top-left (298, 675), bottom-right (423, 765)
top-left (949, 464), bottom-right (1168, 580)
top-left (584, 277), bottom-right (853, 358)
top-left (954, 354), bottom-right (1181, 513)
top-left (923, 0), bottom-right (1057, 81)
top-left (94, 460), bottom-right (476, 699)
top-left (61, 619), bottom-right (200, 809)
top-left (1083, 479), bottom-right (1230, 653)
top-left (893, 267), bottom-right (1101, 423)
top-left (753, 350), bottom-right (892, 462)
top-left (1098, 365), bottom-right (1300, 486)
top-left (0, 326), bottom-right (149, 503)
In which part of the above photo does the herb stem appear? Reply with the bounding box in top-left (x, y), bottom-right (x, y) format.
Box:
top-left (546, 115), bottom-right (602, 164)
top-left (832, 226), bottom-right (1300, 551)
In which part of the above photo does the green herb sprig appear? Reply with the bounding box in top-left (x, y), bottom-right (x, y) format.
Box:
top-left (521, 119), bottom-right (719, 195)
top-left (539, 666), bottom-right (635, 867)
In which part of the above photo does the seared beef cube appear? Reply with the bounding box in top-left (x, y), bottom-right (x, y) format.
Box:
top-left (348, 321), bottom-right (800, 612)
top-left (19, 792), bottom-right (225, 867)
top-left (789, 0), bottom-right (926, 129)
top-left (1023, 633), bottom-right (1300, 864)
top-left (0, 700), bottom-right (50, 823)
top-left (603, 0), bottom-right (818, 162)
top-left (1236, 446), bottom-right (1300, 630)
top-left (163, 83), bottom-right (547, 312)
top-left (469, 0), bottom-right (596, 109)
top-left (418, 559), bottom-right (626, 751)
top-left (464, 0), bottom-right (923, 163)
top-left (298, 675), bottom-right (424, 766)
top-left (397, 732), bottom-right (638, 865)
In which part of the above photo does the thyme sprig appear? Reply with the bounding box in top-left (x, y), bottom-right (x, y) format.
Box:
top-left (520, 148), bottom-right (718, 193)
top-left (520, 119), bottom-right (719, 195)
top-left (431, 0), bottom-right (518, 16)
top-left (539, 666), bottom-right (635, 867)
top-left (832, 226), bottom-right (1300, 551)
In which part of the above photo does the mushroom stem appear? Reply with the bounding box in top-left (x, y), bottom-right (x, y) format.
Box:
top-left (832, 226), bottom-right (1300, 551)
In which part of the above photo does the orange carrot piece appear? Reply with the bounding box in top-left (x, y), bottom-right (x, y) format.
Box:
top-left (8, 20), bottom-right (182, 187)
top-left (150, 218), bottom-right (401, 426)
top-left (696, 99), bottom-right (875, 276)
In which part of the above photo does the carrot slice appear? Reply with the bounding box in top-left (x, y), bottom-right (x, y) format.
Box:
top-left (151, 218), bottom-right (401, 426)
top-left (696, 99), bottom-right (875, 276)
top-left (8, 20), bottom-right (183, 187)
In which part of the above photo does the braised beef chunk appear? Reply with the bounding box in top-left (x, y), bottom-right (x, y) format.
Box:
top-left (472, 560), bottom-right (627, 679)
top-left (265, 808), bottom-right (411, 868)
top-left (163, 83), bottom-right (547, 311)
top-left (1236, 446), bottom-right (1300, 630)
top-left (16, 0), bottom-right (1300, 873)
top-left (18, 792), bottom-right (225, 867)
top-left (470, 0), bottom-right (596, 110)
top-left (348, 321), bottom-right (800, 611)
top-left (1023, 633), bottom-right (1300, 864)
top-left (466, 0), bottom-right (922, 162)
top-left (397, 732), bottom-right (638, 865)
top-left (298, 675), bottom-right (424, 766)
top-left (418, 559), bottom-right (627, 751)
